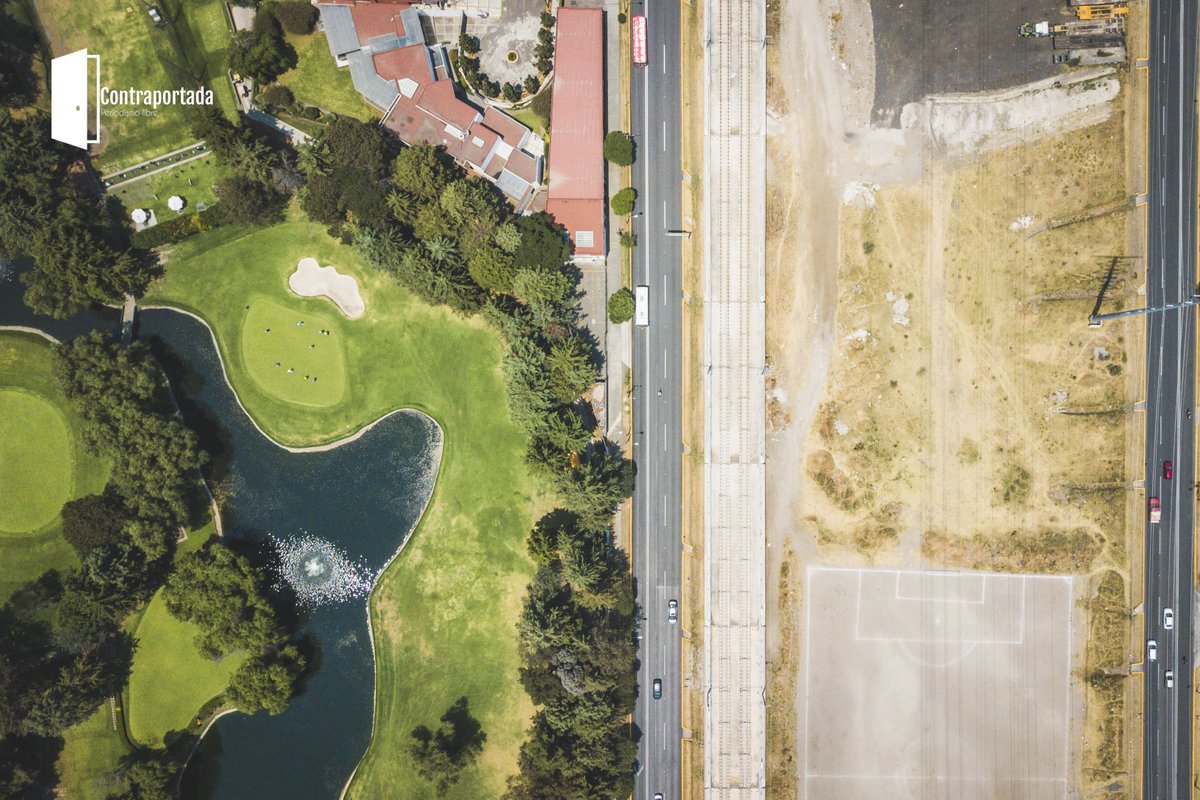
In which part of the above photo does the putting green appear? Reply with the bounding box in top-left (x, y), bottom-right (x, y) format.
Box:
top-left (240, 298), bottom-right (347, 407)
top-left (0, 389), bottom-right (74, 533)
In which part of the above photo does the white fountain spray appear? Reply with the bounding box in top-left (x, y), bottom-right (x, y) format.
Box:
top-left (270, 532), bottom-right (375, 607)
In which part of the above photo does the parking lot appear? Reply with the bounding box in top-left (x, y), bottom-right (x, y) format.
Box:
top-left (802, 567), bottom-right (1074, 800)
top-left (868, 0), bottom-right (1066, 125)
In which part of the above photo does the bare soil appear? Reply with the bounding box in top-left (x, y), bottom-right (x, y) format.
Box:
top-left (766, 0), bottom-right (1140, 791)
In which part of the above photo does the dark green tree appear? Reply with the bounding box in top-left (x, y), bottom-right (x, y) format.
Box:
top-left (512, 267), bottom-right (573, 306)
top-left (392, 144), bottom-right (465, 202)
top-left (609, 187), bottom-right (636, 215)
top-left (408, 697), bottom-right (487, 794)
top-left (545, 336), bottom-right (597, 403)
top-left (272, 0), bottom-right (319, 34)
top-left (607, 287), bottom-right (634, 324)
top-left (115, 748), bottom-right (178, 800)
top-left (602, 131), bottom-right (635, 166)
top-left (228, 30), bottom-right (296, 85)
top-left (55, 333), bottom-right (207, 556)
top-left (226, 645), bottom-right (307, 715)
top-left (468, 245), bottom-right (516, 293)
top-left (511, 212), bottom-right (569, 273)
top-left (162, 544), bottom-right (279, 657)
top-left (552, 448), bottom-right (633, 531)
top-left (60, 493), bottom-right (129, 558)
top-left (214, 175), bottom-right (287, 226)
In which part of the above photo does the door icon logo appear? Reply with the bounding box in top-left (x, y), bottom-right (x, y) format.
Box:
top-left (51, 49), bottom-right (100, 149)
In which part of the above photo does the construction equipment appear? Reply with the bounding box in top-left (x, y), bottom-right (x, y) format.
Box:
top-left (1077, 4), bottom-right (1128, 20)
top-left (1019, 20), bottom-right (1051, 37)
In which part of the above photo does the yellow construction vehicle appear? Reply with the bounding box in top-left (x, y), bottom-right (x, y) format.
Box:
top-left (1077, 4), bottom-right (1128, 20)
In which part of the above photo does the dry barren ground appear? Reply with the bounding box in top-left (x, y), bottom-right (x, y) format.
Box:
top-left (764, 0), bottom-right (1142, 794)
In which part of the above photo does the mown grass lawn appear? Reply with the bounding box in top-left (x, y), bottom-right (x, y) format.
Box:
top-left (0, 332), bottom-right (109, 600)
top-left (181, 0), bottom-right (239, 120)
top-left (36, 0), bottom-right (230, 171)
top-left (126, 585), bottom-right (245, 746)
top-left (240, 297), bottom-right (347, 407)
top-left (110, 153), bottom-right (228, 221)
top-left (277, 33), bottom-right (381, 121)
top-left (57, 704), bottom-right (128, 800)
top-left (143, 213), bottom-right (537, 797)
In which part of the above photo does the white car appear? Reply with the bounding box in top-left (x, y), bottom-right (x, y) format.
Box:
top-left (1148, 640), bottom-right (1158, 661)
top-left (1164, 608), bottom-right (1175, 630)
top-left (668, 599), bottom-right (678, 624)
top-left (1166, 670), bottom-right (1175, 689)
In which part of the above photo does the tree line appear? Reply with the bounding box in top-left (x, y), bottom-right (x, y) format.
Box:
top-left (0, 334), bottom-right (307, 799)
top-left (290, 119), bottom-right (639, 797)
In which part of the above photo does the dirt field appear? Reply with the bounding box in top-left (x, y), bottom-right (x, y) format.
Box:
top-left (806, 106), bottom-right (1130, 572)
top-left (803, 568), bottom-right (1074, 800)
top-left (764, 0), bottom-right (1140, 792)
top-left (867, 0), bottom-right (1067, 126)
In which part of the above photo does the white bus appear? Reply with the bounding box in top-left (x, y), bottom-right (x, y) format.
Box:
top-left (635, 285), bottom-right (649, 326)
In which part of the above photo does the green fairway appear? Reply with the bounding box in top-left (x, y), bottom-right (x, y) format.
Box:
top-left (37, 0), bottom-right (230, 171)
top-left (0, 390), bottom-right (73, 532)
top-left (58, 703), bottom-right (129, 800)
top-left (143, 214), bottom-right (536, 797)
top-left (278, 33), bottom-right (381, 121)
top-left (240, 298), bottom-right (347, 407)
top-left (0, 332), bottom-right (109, 600)
top-left (111, 153), bottom-right (229, 220)
top-left (127, 585), bottom-right (245, 746)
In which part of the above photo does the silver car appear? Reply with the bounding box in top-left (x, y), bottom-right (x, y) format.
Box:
top-left (1148, 640), bottom-right (1158, 661)
top-left (1164, 608), bottom-right (1175, 630)
top-left (1166, 670), bottom-right (1175, 689)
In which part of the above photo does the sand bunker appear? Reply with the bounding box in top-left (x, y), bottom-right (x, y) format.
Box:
top-left (289, 257), bottom-right (365, 319)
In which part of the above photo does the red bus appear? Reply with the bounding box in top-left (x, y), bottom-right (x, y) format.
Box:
top-left (632, 14), bottom-right (648, 67)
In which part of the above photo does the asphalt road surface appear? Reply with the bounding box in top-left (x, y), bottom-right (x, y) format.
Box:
top-left (1142, 0), bottom-right (1198, 797)
top-left (629, 1), bottom-right (685, 797)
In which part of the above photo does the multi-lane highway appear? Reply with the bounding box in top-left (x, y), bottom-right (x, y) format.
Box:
top-left (628, 2), bottom-right (685, 799)
top-left (1142, 0), bottom-right (1198, 796)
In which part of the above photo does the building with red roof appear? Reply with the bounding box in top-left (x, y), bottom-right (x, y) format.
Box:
top-left (316, 2), bottom-right (544, 211)
top-left (545, 8), bottom-right (605, 257)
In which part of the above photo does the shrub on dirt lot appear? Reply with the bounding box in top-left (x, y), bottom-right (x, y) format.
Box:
top-left (607, 288), bottom-right (634, 324)
top-left (272, 0), bottom-right (318, 34)
top-left (610, 187), bottom-right (636, 215)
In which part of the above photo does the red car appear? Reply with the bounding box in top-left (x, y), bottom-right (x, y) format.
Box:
top-left (1164, 460), bottom-right (1174, 480)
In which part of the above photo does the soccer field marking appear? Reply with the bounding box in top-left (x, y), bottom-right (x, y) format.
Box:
top-left (803, 566), bottom-right (1073, 798)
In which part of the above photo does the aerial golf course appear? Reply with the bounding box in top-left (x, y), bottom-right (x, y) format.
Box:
top-left (143, 213), bottom-right (537, 797)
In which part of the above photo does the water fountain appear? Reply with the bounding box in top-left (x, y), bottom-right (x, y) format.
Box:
top-left (270, 533), bottom-right (375, 607)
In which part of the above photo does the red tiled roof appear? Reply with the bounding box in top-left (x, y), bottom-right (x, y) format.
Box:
top-left (482, 107), bottom-right (528, 148)
top-left (373, 43), bottom-right (430, 82)
top-left (460, 123), bottom-right (500, 168)
top-left (505, 149), bottom-right (539, 184)
top-left (349, 3), bottom-right (406, 43)
top-left (415, 80), bottom-right (479, 132)
top-left (546, 8), bottom-right (604, 255)
top-left (548, 198), bottom-right (604, 256)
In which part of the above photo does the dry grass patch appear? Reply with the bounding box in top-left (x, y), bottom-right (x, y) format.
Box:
top-left (1082, 570), bottom-right (1129, 783)
top-left (766, 546), bottom-right (799, 799)
top-left (806, 102), bottom-right (1130, 564)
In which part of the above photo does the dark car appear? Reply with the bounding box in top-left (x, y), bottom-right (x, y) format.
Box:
top-left (652, 678), bottom-right (662, 699)
top-left (1164, 460), bottom-right (1174, 479)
